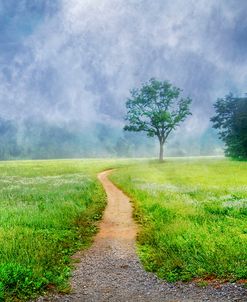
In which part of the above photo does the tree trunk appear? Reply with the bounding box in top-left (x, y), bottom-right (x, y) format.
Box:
top-left (159, 141), bottom-right (164, 162)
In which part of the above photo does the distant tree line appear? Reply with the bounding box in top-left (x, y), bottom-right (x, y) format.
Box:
top-left (0, 115), bottom-right (221, 161)
top-left (0, 117), bottom-right (158, 160)
top-left (0, 118), bottom-right (20, 159)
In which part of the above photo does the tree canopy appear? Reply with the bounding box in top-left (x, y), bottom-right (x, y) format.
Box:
top-left (211, 94), bottom-right (247, 159)
top-left (124, 78), bottom-right (192, 161)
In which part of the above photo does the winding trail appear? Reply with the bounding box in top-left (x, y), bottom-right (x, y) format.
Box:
top-left (39, 170), bottom-right (247, 302)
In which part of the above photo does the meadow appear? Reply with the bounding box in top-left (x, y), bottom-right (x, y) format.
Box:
top-left (1, 157), bottom-right (247, 300)
top-left (111, 158), bottom-right (247, 283)
top-left (0, 159), bottom-right (124, 301)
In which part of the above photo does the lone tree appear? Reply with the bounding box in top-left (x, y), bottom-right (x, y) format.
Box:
top-left (124, 78), bottom-right (192, 161)
top-left (211, 93), bottom-right (247, 159)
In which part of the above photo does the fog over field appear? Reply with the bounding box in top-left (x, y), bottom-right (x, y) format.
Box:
top-left (0, 0), bottom-right (246, 158)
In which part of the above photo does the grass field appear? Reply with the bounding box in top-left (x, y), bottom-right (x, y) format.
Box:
top-left (0, 159), bottom-right (123, 301)
top-left (1, 157), bottom-right (247, 300)
top-left (111, 158), bottom-right (247, 283)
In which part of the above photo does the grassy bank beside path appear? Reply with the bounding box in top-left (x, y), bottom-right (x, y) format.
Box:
top-left (111, 158), bottom-right (247, 282)
top-left (0, 159), bottom-right (126, 301)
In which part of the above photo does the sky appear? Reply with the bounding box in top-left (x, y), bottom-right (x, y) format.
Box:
top-left (0, 0), bottom-right (247, 141)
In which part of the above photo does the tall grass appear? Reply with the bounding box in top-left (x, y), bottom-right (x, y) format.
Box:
top-left (111, 158), bottom-right (247, 282)
top-left (0, 159), bottom-right (121, 301)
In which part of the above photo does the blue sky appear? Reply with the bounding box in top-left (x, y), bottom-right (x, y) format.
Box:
top-left (0, 0), bottom-right (246, 139)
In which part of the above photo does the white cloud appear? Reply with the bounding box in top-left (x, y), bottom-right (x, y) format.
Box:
top-left (0, 0), bottom-right (246, 137)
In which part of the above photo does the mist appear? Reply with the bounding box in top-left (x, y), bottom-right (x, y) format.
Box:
top-left (0, 0), bottom-right (246, 159)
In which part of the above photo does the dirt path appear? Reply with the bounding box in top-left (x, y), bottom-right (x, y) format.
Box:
top-left (95, 170), bottom-right (138, 243)
top-left (38, 170), bottom-right (247, 302)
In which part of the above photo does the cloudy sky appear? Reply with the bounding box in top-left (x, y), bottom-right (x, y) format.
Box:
top-left (0, 0), bottom-right (246, 137)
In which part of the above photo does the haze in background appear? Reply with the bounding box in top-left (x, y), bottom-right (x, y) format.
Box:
top-left (0, 0), bottom-right (246, 159)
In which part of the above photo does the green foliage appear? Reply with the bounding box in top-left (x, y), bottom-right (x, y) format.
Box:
top-left (124, 78), bottom-right (192, 160)
top-left (111, 158), bottom-right (247, 282)
top-left (211, 94), bottom-right (247, 159)
top-left (0, 159), bottom-right (123, 301)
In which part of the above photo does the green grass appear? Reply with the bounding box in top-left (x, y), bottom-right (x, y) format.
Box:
top-left (1, 157), bottom-right (247, 300)
top-left (111, 158), bottom-right (247, 282)
top-left (0, 159), bottom-right (125, 301)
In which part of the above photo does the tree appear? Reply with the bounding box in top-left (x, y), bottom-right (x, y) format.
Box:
top-left (211, 93), bottom-right (247, 159)
top-left (123, 78), bottom-right (192, 161)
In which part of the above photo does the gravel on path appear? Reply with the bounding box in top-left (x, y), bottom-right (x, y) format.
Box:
top-left (37, 170), bottom-right (247, 302)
